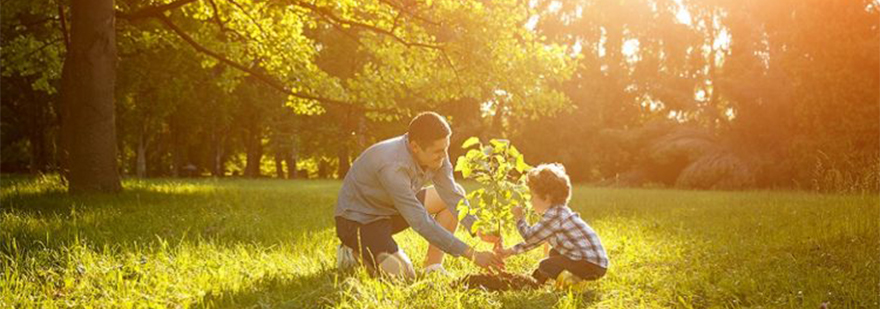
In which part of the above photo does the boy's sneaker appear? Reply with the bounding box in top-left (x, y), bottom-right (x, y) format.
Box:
top-left (336, 244), bottom-right (359, 270)
top-left (554, 271), bottom-right (589, 291)
top-left (423, 263), bottom-right (450, 276)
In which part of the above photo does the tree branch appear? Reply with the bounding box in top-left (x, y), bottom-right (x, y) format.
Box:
top-left (14, 38), bottom-right (63, 64)
top-left (204, 0), bottom-right (249, 41)
top-left (300, 1), bottom-right (466, 97)
top-left (225, 0), bottom-right (269, 38)
top-left (116, 0), bottom-right (200, 20)
top-left (376, 0), bottom-right (440, 27)
top-left (156, 14), bottom-right (360, 110)
top-left (57, 3), bottom-right (69, 50)
top-left (295, 1), bottom-right (443, 50)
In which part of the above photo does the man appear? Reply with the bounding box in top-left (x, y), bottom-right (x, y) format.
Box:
top-left (335, 112), bottom-right (503, 278)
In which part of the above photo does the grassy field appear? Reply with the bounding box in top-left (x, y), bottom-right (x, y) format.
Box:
top-left (1, 175), bottom-right (877, 308)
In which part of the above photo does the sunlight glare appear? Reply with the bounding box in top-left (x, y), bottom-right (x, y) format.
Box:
top-left (674, 0), bottom-right (692, 25)
top-left (622, 39), bottom-right (640, 62)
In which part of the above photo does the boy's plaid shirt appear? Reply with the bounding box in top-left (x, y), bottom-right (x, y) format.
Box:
top-left (512, 205), bottom-right (609, 268)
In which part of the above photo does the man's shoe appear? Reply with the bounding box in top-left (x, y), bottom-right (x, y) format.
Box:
top-left (336, 244), bottom-right (359, 270)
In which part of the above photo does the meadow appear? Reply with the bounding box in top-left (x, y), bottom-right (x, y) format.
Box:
top-left (1, 175), bottom-right (877, 308)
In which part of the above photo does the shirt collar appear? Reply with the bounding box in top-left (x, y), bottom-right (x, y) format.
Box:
top-left (547, 204), bottom-right (566, 214)
top-left (403, 133), bottom-right (427, 175)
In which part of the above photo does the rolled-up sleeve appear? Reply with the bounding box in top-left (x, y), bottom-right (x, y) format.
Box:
top-left (433, 157), bottom-right (477, 235)
top-left (378, 163), bottom-right (469, 257)
top-left (512, 211), bottom-right (559, 254)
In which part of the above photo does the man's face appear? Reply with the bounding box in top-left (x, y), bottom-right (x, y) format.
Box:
top-left (412, 136), bottom-right (450, 171)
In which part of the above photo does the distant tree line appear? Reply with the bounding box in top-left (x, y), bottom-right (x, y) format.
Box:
top-left (2, 0), bottom-right (877, 193)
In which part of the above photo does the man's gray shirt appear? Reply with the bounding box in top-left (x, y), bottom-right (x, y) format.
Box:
top-left (335, 134), bottom-right (476, 257)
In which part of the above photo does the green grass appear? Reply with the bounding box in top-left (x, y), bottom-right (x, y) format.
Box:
top-left (1, 175), bottom-right (878, 308)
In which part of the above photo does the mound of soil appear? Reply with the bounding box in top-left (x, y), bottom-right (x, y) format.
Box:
top-left (458, 272), bottom-right (539, 291)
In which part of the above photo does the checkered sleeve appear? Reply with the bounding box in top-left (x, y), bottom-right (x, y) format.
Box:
top-left (511, 209), bottom-right (560, 254)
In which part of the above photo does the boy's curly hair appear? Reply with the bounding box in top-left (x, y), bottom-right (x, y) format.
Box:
top-left (526, 163), bottom-right (572, 205)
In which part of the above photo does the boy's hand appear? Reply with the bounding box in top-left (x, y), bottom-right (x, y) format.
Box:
top-left (512, 206), bottom-right (524, 220)
top-left (494, 246), bottom-right (514, 259)
top-left (466, 247), bottom-right (504, 270)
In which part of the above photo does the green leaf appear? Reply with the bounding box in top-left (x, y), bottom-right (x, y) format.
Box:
top-left (470, 220), bottom-right (482, 234)
top-left (509, 145), bottom-right (521, 158)
top-left (515, 155), bottom-right (530, 173)
top-left (455, 156), bottom-right (472, 178)
top-left (466, 149), bottom-right (483, 160)
top-left (482, 145), bottom-right (493, 156)
top-left (489, 139), bottom-right (509, 148)
top-left (461, 136), bottom-right (480, 149)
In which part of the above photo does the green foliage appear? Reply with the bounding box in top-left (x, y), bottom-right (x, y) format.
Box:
top-left (454, 137), bottom-right (532, 236)
top-left (2, 0), bottom-right (876, 194)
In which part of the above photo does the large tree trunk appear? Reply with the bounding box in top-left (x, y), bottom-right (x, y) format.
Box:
top-left (59, 0), bottom-right (121, 193)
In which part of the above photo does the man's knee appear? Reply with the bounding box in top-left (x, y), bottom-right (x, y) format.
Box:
top-left (376, 250), bottom-right (415, 279)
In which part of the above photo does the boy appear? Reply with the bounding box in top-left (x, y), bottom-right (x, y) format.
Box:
top-left (496, 163), bottom-right (609, 285)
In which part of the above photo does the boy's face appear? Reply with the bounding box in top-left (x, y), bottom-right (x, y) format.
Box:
top-left (529, 191), bottom-right (551, 213)
top-left (411, 136), bottom-right (449, 171)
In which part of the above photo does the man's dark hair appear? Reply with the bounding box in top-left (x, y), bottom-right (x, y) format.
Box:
top-left (408, 112), bottom-right (451, 147)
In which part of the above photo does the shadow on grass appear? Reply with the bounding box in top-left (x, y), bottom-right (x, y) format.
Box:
top-left (194, 269), bottom-right (602, 309)
top-left (195, 268), bottom-right (344, 309)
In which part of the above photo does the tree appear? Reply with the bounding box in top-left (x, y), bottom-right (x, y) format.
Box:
top-left (455, 137), bottom-right (532, 237)
top-left (59, 0), bottom-right (121, 193)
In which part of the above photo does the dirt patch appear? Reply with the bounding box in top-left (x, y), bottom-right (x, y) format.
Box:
top-left (458, 272), bottom-right (539, 291)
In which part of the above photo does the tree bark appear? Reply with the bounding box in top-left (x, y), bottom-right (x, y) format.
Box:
top-left (274, 151), bottom-right (285, 178)
top-left (210, 125), bottom-right (226, 177)
top-left (59, 0), bottom-right (121, 193)
top-left (244, 128), bottom-right (263, 178)
top-left (28, 129), bottom-right (47, 174)
top-left (136, 131), bottom-right (147, 178)
top-left (170, 119), bottom-right (183, 177)
top-left (337, 147), bottom-right (350, 179)
top-left (286, 144), bottom-right (297, 179)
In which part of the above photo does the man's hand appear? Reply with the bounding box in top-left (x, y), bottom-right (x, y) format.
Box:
top-left (465, 247), bottom-right (504, 270)
top-left (512, 206), bottom-right (524, 220)
top-left (494, 246), bottom-right (514, 259)
top-left (477, 231), bottom-right (502, 244)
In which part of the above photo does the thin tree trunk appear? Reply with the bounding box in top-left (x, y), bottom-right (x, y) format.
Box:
top-left (274, 151), bottom-right (285, 178)
top-left (170, 124), bottom-right (182, 177)
top-left (337, 147), bottom-right (350, 179)
top-left (244, 129), bottom-right (262, 178)
top-left (211, 126), bottom-right (226, 177)
top-left (26, 85), bottom-right (49, 174)
top-left (286, 145), bottom-right (297, 179)
top-left (705, 13), bottom-right (721, 136)
top-left (59, 0), bottom-right (121, 193)
top-left (28, 130), bottom-right (46, 174)
top-left (356, 115), bottom-right (367, 151)
top-left (136, 131), bottom-right (147, 178)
